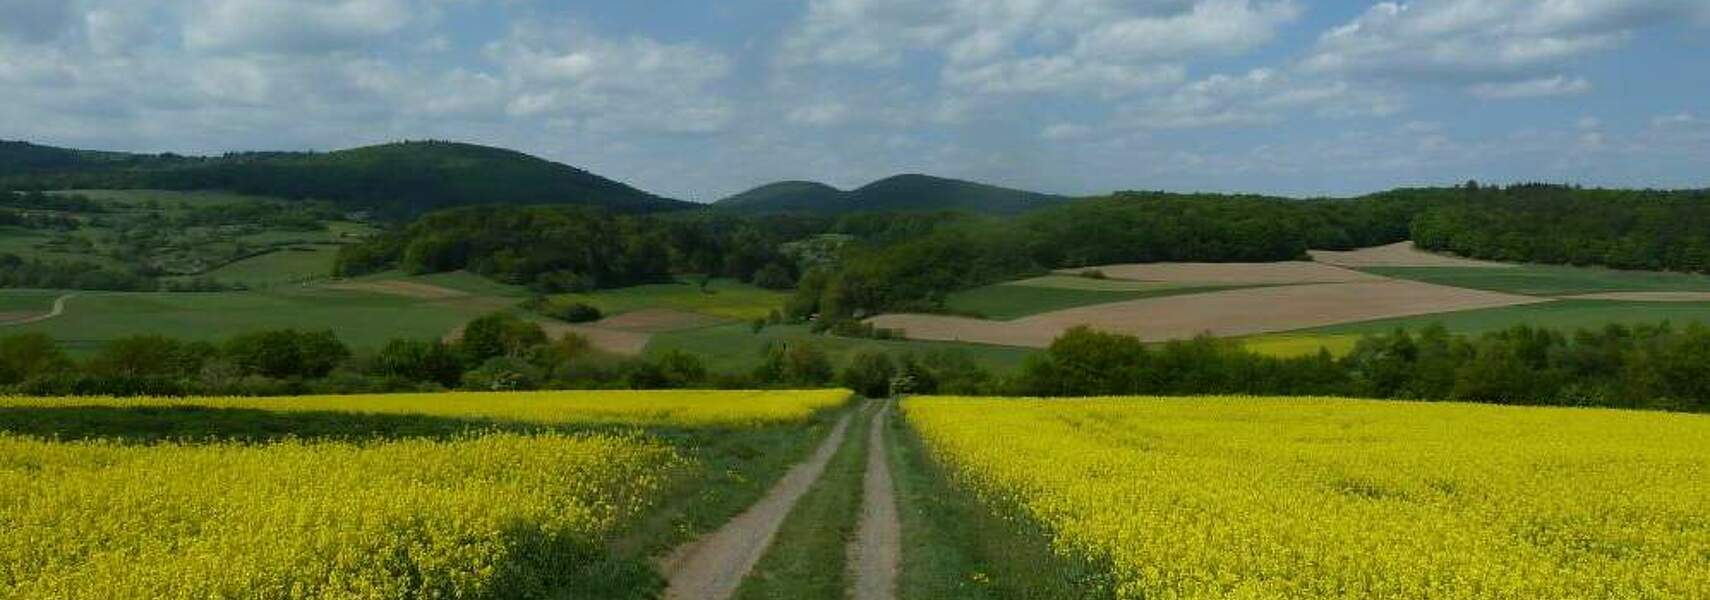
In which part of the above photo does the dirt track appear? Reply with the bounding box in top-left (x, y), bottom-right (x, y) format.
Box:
top-left (1310, 242), bottom-right (1515, 268)
top-left (662, 412), bottom-right (854, 600)
top-left (0, 294), bottom-right (75, 327)
top-left (850, 404), bottom-right (900, 600)
top-left (870, 279), bottom-right (1548, 348)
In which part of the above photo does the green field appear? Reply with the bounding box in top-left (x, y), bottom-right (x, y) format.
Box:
top-left (1239, 334), bottom-right (1363, 358)
top-left (1306, 299), bottom-right (1710, 336)
top-left (0, 290), bottom-right (63, 314)
top-left (944, 280), bottom-right (1244, 320)
top-left (1364, 264), bottom-right (1710, 296)
top-left (553, 277), bottom-right (789, 321)
top-left (6, 288), bottom-right (511, 353)
top-left (646, 323), bottom-right (1037, 374)
top-left (199, 245), bottom-right (344, 287)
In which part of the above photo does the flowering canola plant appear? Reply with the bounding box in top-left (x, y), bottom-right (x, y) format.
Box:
top-left (0, 390), bottom-right (849, 598)
top-left (904, 396), bottom-right (1710, 599)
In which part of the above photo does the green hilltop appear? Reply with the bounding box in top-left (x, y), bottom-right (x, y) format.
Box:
top-left (715, 173), bottom-right (1068, 215)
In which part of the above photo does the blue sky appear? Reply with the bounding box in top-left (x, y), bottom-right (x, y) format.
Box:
top-left (1, 0), bottom-right (1706, 201)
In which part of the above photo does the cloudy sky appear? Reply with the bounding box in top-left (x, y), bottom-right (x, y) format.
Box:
top-left (2, 0), bottom-right (1707, 201)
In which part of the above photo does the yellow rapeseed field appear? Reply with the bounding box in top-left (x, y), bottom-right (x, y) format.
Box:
top-left (0, 390), bottom-right (849, 598)
top-left (905, 396), bottom-right (1710, 599)
top-left (0, 389), bottom-right (851, 429)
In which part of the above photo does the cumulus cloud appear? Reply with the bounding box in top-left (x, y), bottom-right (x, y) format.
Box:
top-left (1469, 75), bottom-right (1592, 99)
top-left (1118, 69), bottom-right (1402, 129)
top-left (780, 0), bottom-right (1300, 97)
top-left (487, 25), bottom-right (734, 134)
top-left (1302, 0), bottom-right (1707, 96)
top-left (185, 0), bottom-right (417, 54)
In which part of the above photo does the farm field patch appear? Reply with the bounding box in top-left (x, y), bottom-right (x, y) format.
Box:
top-left (1239, 333), bottom-right (1363, 358)
top-left (1310, 241), bottom-right (1514, 268)
top-left (1066, 261), bottom-right (1380, 285)
top-left (872, 279), bottom-right (1545, 348)
top-left (7, 288), bottom-right (506, 353)
top-left (1362, 264), bottom-right (1710, 296)
top-left (904, 396), bottom-right (1710, 598)
top-left (198, 244), bottom-right (343, 287)
top-left (0, 390), bottom-right (849, 598)
top-left (1307, 299), bottom-right (1710, 336)
top-left (553, 277), bottom-right (789, 322)
top-left (945, 280), bottom-right (1248, 321)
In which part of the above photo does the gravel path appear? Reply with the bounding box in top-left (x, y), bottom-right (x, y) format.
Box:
top-left (662, 412), bottom-right (854, 600)
top-left (850, 403), bottom-right (901, 600)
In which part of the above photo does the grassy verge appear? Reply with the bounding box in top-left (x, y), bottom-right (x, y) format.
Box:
top-left (734, 401), bottom-right (875, 599)
top-left (891, 408), bottom-right (1116, 600)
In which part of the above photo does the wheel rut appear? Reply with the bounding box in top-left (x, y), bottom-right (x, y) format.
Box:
top-left (662, 410), bottom-right (855, 600)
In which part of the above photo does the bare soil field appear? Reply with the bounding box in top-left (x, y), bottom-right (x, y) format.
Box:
top-left (594, 308), bottom-right (725, 333)
top-left (1008, 274), bottom-right (1187, 292)
top-left (1063, 262), bottom-right (1380, 285)
top-left (1310, 242), bottom-right (1514, 269)
top-left (325, 280), bottom-right (470, 299)
top-left (869, 280), bottom-right (1548, 348)
top-left (1563, 292), bottom-right (1710, 302)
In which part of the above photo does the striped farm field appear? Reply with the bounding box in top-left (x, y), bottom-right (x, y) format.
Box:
top-left (0, 390), bottom-right (850, 599)
top-left (903, 396), bottom-right (1710, 599)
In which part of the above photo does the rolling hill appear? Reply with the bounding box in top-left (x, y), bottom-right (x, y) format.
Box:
top-left (715, 174), bottom-right (1067, 215)
top-left (0, 140), bottom-right (692, 217)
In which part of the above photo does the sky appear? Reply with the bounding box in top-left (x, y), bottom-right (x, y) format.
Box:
top-left (1, 0), bottom-right (1707, 202)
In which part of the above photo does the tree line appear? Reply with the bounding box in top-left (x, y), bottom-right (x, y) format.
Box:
top-left (1410, 183), bottom-right (1710, 272)
top-left (7, 316), bottom-right (1710, 412)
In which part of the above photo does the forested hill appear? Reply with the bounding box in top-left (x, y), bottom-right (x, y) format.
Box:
top-left (715, 174), bottom-right (1067, 215)
top-left (0, 140), bottom-right (692, 218)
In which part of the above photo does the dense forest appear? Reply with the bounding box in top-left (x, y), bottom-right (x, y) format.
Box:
top-left (1410, 184), bottom-right (1710, 272)
top-left (789, 192), bottom-right (1423, 319)
top-left (334, 206), bottom-right (812, 291)
top-left (7, 318), bottom-right (1708, 412)
top-left (1, 141), bottom-right (690, 218)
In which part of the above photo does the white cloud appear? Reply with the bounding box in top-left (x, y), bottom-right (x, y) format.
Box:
top-left (787, 102), bottom-right (853, 127)
top-left (1041, 123), bottom-right (1094, 141)
top-left (1117, 69), bottom-right (1402, 129)
top-left (1303, 0), bottom-right (1706, 91)
top-left (780, 0), bottom-right (1300, 97)
top-left (185, 0), bottom-right (418, 54)
top-left (1469, 75), bottom-right (1591, 99)
top-left (488, 25), bottom-right (735, 134)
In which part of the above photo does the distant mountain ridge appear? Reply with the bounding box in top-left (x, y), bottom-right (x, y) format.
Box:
top-left (715, 174), bottom-right (1068, 215)
top-left (0, 140), bottom-right (692, 217)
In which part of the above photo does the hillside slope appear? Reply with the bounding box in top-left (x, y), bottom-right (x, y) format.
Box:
top-left (0, 140), bottom-right (692, 217)
top-left (715, 174), bottom-right (1066, 215)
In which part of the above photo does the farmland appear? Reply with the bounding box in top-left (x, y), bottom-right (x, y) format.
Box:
top-left (902, 396), bottom-right (1710, 598)
top-left (0, 390), bottom-right (850, 598)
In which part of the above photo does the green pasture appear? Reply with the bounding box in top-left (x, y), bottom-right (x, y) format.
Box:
top-left (1306, 299), bottom-right (1710, 336)
top-left (553, 277), bottom-right (789, 321)
top-left (1364, 265), bottom-right (1710, 296)
top-left (6, 288), bottom-right (507, 354)
top-left (200, 245), bottom-right (343, 287)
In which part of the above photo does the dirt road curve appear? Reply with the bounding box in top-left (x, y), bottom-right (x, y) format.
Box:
top-left (0, 294), bottom-right (75, 327)
top-left (662, 412), bottom-right (854, 600)
top-left (851, 403), bottom-right (900, 600)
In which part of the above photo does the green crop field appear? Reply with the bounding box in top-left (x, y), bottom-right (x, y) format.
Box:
top-left (1305, 299), bottom-right (1710, 336)
top-left (198, 245), bottom-right (344, 287)
top-left (0, 289), bottom-right (63, 314)
top-left (553, 277), bottom-right (789, 321)
top-left (5, 288), bottom-right (512, 353)
top-left (944, 280), bottom-right (1245, 320)
top-left (646, 323), bottom-right (1037, 374)
top-left (1363, 264), bottom-right (1710, 296)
